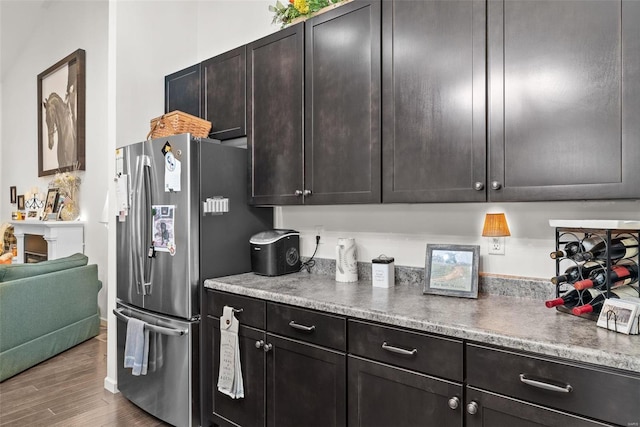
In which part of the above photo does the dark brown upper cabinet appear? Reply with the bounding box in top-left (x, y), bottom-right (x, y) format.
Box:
top-left (247, 24), bottom-right (304, 206)
top-left (304, 0), bottom-right (381, 205)
top-left (488, 0), bottom-right (640, 201)
top-left (382, 0), bottom-right (487, 203)
top-left (201, 46), bottom-right (246, 140)
top-left (165, 64), bottom-right (201, 118)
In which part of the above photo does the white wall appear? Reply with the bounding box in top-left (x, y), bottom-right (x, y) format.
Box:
top-left (0, 0), bottom-right (110, 316)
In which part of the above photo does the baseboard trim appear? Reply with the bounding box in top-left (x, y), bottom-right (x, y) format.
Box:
top-left (104, 376), bottom-right (119, 394)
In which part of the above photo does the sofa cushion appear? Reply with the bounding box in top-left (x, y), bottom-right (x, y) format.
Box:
top-left (0, 253), bottom-right (88, 282)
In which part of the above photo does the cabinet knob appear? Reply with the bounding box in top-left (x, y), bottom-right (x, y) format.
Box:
top-left (295, 190), bottom-right (303, 196)
top-left (263, 343), bottom-right (273, 353)
top-left (448, 396), bottom-right (460, 410)
top-left (255, 340), bottom-right (264, 349)
top-left (490, 181), bottom-right (502, 190)
top-left (473, 182), bottom-right (484, 191)
top-left (466, 401), bottom-right (479, 415)
top-left (303, 189), bottom-right (312, 196)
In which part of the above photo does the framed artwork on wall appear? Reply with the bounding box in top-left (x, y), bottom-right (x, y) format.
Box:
top-left (10, 186), bottom-right (17, 204)
top-left (17, 195), bottom-right (25, 210)
top-left (424, 244), bottom-right (480, 299)
top-left (37, 49), bottom-right (86, 177)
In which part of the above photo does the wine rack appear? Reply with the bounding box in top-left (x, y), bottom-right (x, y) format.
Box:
top-left (551, 220), bottom-right (640, 321)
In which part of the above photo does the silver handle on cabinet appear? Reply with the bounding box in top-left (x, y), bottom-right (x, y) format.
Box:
top-left (295, 190), bottom-right (303, 196)
top-left (289, 320), bottom-right (316, 333)
top-left (490, 181), bottom-right (502, 190)
top-left (466, 401), bottom-right (479, 415)
top-left (303, 189), bottom-right (312, 196)
top-left (473, 182), bottom-right (484, 191)
top-left (263, 343), bottom-right (273, 353)
top-left (448, 397), bottom-right (460, 410)
top-left (255, 340), bottom-right (264, 349)
top-left (381, 342), bottom-right (417, 356)
top-left (519, 374), bottom-right (573, 393)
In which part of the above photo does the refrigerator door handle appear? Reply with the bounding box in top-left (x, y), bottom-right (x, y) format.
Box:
top-left (141, 160), bottom-right (153, 294)
top-left (132, 155), bottom-right (151, 295)
top-left (113, 308), bottom-right (188, 336)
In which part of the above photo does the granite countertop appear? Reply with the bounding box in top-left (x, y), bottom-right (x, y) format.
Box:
top-left (204, 272), bottom-right (640, 374)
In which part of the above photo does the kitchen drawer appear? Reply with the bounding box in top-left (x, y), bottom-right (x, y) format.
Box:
top-left (348, 319), bottom-right (463, 382)
top-left (466, 343), bottom-right (640, 426)
top-left (205, 290), bottom-right (265, 330)
top-left (266, 302), bottom-right (346, 351)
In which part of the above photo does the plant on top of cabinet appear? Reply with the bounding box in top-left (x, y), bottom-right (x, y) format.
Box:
top-left (201, 46), bottom-right (246, 140)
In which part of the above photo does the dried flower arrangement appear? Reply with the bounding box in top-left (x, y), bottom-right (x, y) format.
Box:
top-left (270, 0), bottom-right (349, 28)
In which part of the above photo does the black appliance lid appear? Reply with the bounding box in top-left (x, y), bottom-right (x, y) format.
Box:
top-left (250, 229), bottom-right (300, 245)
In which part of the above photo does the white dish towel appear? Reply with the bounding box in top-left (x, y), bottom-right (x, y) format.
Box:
top-left (124, 317), bottom-right (149, 376)
top-left (217, 306), bottom-right (244, 399)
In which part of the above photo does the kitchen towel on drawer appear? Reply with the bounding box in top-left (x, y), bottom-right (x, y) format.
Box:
top-left (266, 303), bottom-right (346, 351)
top-left (348, 319), bottom-right (463, 382)
top-left (466, 343), bottom-right (640, 427)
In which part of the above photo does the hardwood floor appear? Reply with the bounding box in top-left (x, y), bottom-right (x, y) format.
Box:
top-left (0, 327), bottom-right (170, 426)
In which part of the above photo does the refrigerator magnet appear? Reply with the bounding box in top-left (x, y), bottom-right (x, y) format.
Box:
top-left (164, 152), bottom-right (181, 192)
top-left (152, 205), bottom-right (176, 253)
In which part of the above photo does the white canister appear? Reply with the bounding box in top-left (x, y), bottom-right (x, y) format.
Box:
top-left (336, 237), bottom-right (358, 282)
top-left (372, 255), bottom-right (394, 288)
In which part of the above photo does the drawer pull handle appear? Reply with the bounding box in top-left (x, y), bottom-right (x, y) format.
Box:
top-left (519, 374), bottom-right (573, 393)
top-left (381, 342), bottom-right (417, 356)
top-left (289, 321), bottom-right (316, 333)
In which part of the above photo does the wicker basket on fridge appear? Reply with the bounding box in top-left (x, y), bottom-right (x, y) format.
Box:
top-left (148, 110), bottom-right (212, 139)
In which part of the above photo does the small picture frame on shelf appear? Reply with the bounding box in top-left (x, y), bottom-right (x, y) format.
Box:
top-left (17, 194), bottom-right (25, 210)
top-left (44, 189), bottom-right (59, 217)
top-left (424, 244), bottom-right (480, 299)
top-left (596, 298), bottom-right (640, 335)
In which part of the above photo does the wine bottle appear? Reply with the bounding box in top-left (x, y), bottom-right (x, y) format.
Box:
top-left (549, 237), bottom-right (600, 260)
top-left (573, 262), bottom-right (639, 291)
top-left (571, 285), bottom-right (639, 315)
top-left (550, 261), bottom-right (605, 285)
top-left (544, 288), bottom-right (594, 308)
top-left (574, 237), bottom-right (639, 262)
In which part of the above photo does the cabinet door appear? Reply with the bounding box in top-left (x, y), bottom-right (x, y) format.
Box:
top-left (165, 64), bottom-right (201, 117)
top-left (382, 0), bottom-right (486, 203)
top-left (266, 334), bottom-right (346, 427)
top-left (488, 0), bottom-right (640, 201)
top-left (202, 46), bottom-right (246, 140)
top-left (247, 24), bottom-right (304, 205)
top-left (465, 388), bottom-right (610, 427)
top-left (207, 319), bottom-right (266, 427)
top-left (348, 356), bottom-right (463, 427)
top-left (304, 0), bottom-right (381, 204)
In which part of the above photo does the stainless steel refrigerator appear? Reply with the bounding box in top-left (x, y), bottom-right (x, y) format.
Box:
top-left (114, 134), bottom-right (272, 427)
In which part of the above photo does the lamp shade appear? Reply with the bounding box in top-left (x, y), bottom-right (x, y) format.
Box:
top-left (482, 213), bottom-right (511, 237)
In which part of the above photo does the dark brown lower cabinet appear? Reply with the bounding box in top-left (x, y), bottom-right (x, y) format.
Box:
top-left (208, 320), bottom-right (265, 427)
top-left (465, 388), bottom-right (609, 427)
top-left (348, 355), bottom-right (463, 427)
top-left (266, 334), bottom-right (345, 427)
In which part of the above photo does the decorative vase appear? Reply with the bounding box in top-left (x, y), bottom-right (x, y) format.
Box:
top-left (60, 200), bottom-right (79, 221)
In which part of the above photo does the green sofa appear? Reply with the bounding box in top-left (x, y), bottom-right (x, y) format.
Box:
top-left (0, 253), bottom-right (102, 382)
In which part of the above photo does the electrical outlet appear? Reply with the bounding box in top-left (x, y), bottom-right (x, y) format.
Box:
top-left (314, 225), bottom-right (325, 243)
top-left (488, 237), bottom-right (505, 255)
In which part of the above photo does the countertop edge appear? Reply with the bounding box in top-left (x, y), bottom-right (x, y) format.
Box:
top-left (204, 278), bottom-right (640, 374)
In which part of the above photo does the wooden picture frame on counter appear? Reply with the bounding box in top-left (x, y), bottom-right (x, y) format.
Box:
top-left (424, 244), bottom-right (479, 299)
